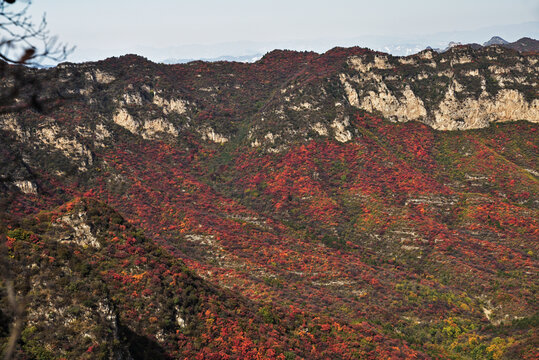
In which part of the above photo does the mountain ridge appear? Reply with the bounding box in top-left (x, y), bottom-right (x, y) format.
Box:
top-left (1, 42), bottom-right (538, 359)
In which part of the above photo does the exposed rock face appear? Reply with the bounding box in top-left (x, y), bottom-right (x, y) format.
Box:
top-left (36, 121), bottom-right (94, 171)
top-left (13, 180), bottom-right (37, 194)
top-left (121, 92), bottom-right (143, 106)
top-left (348, 55), bottom-right (392, 72)
top-left (338, 47), bottom-right (538, 130)
top-left (200, 127), bottom-right (228, 144)
top-left (340, 74), bottom-right (360, 108)
top-left (359, 85), bottom-right (427, 122)
top-left (331, 117), bottom-right (352, 143)
top-left (1, 45), bottom-right (537, 157)
top-left (142, 118), bottom-right (179, 139)
top-left (113, 108), bottom-right (179, 139)
top-left (113, 108), bottom-right (139, 134)
top-left (175, 306), bottom-right (187, 328)
top-left (431, 89), bottom-right (539, 130)
top-left (0, 115), bottom-right (95, 173)
top-left (23, 278), bottom-right (126, 359)
top-left (245, 46), bottom-right (537, 148)
top-left (153, 95), bottom-right (188, 115)
top-left (86, 69), bottom-right (116, 84)
top-left (94, 123), bottom-right (111, 147)
top-left (0, 115), bottom-right (26, 140)
top-left (311, 122), bottom-right (329, 136)
top-left (56, 211), bottom-right (101, 249)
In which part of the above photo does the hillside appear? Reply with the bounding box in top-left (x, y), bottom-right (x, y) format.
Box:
top-left (502, 37), bottom-right (539, 53)
top-left (1, 45), bottom-right (538, 359)
top-left (4, 198), bottom-right (431, 359)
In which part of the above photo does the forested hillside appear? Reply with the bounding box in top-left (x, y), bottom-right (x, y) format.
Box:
top-left (1, 44), bottom-right (537, 359)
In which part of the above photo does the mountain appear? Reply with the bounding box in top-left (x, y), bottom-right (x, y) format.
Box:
top-left (61, 22), bottom-right (539, 64)
top-left (1, 45), bottom-right (538, 359)
top-left (5, 198), bottom-right (429, 359)
top-left (429, 36), bottom-right (537, 54)
top-left (484, 36), bottom-right (509, 46)
top-left (162, 53), bottom-right (264, 64)
top-left (503, 37), bottom-right (539, 52)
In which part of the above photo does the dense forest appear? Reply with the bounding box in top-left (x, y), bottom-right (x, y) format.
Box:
top-left (0, 44), bottom-right (537, 359)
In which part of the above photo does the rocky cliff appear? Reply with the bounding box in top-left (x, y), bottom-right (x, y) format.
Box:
top-left (339, 47), bottom-right (538, 131)
top-left (0, 45), bottom-right (536, 166)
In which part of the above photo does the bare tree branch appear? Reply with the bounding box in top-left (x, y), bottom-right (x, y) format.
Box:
top-left (0, 0), bottom-right (74, 65)
top-left (0, 0), bottom-right (74, 114)
top-left (1, 2), bottom-right (72, 358)
top-left (3, 280), bottom-right (24, 360)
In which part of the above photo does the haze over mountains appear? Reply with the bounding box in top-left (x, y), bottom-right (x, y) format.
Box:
top-left (65, 21), bottom-right (539, 64)
top-left (162, 36), bottom-right (539, 64)
top-left (426, 36), bottom-right (539, 54)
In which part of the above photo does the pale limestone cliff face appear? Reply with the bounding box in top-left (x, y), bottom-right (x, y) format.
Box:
top-left (359, 85), bottom-right (427, 122)
top-left (94, 123), bottom-right (111, 147)
top-left (341, 51), bottom-right (539, 130)
top-left (432, 89), bottom-right (539, 130)
top-left (95, 70), bottom-right (115, 84)
top-left (264, 132), bottom-right (276, 143)
top-left (153, 95), bottom-right (188, 115)
top-left (331, 117), bottom-right (352, 143)
top-left (142, 118), bottom-right (179, 139)
top-left (311, 122), bottom-right (329, 136)
top-left (175, 306), bottom-right (186, 328)
top-left (339, 74), bottom-right (360, 107)
top-left (85, 69), bottom-right (115, 84)
top-left (250, 139), bottom-right (261, 147)
top-left (113, 108), bottom-right (178, 139)
top-left (121, 92), bottom-right (143, 105)
top-left (348, 55), bottom-right (391, 72)
top-left (118, 91), bottom-right (189, 116)
top-left (1, 115), bottom-right (97, 172)
top-left (354, 82), bottom-right (538, 130)
top-left (13, 180), bottom-right (37, 194)
top-left (36, 121), bottom-right (94, 171)
top-left (113, 108), bottom-right (139, 134)
top-left (419, 50), bottom-right (435, 60)
top-left (0, 115), bottom-right (27, 140)
top-left (200, 127), bottom-right (228, 144)
top-left (56, 211), bottom-right (101, 249)
top-left (290, 101), bottom-right (316, 111)
top-left (401, 87), bottom-right (429, 120)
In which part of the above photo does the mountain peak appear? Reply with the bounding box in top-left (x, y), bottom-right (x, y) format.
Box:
top-left (484, 36), bottom-right (509, 46)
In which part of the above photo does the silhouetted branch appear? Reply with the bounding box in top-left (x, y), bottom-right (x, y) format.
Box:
top-left (0, 0), bottom-right (74, 113)
top-left (0, 0), bottom-right (74, 65)
top-left (2, 280), bottom-right (24, 360)
top-left (0, 239), bottom-right (25, 360)
top-left (1, 1), bottom-right (71, 358)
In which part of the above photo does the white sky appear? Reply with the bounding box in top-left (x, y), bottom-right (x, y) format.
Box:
top-left (21, 0), bottom-right (539, 61)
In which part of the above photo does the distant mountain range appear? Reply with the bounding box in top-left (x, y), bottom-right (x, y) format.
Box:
top-left (428, 36), bottom-right (539, 54)
top-left (161, 53), bottom-right (263, 64)
top-left (160, 36), bottom-right (539, 65)
top-left (59, 21), bottom-right (538, 64)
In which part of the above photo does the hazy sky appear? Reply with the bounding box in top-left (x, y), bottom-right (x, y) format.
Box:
top-left (24, 0), bottom-right (539, 61)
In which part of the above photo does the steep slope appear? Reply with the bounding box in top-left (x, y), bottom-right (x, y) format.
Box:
top-left (2, 198), bottom-right (430, 359)
top-left (0, 46), bottom-right (538, 359)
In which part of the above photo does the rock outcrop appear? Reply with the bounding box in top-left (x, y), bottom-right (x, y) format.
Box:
top-left (338, 46), bottom-right (538, 130)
